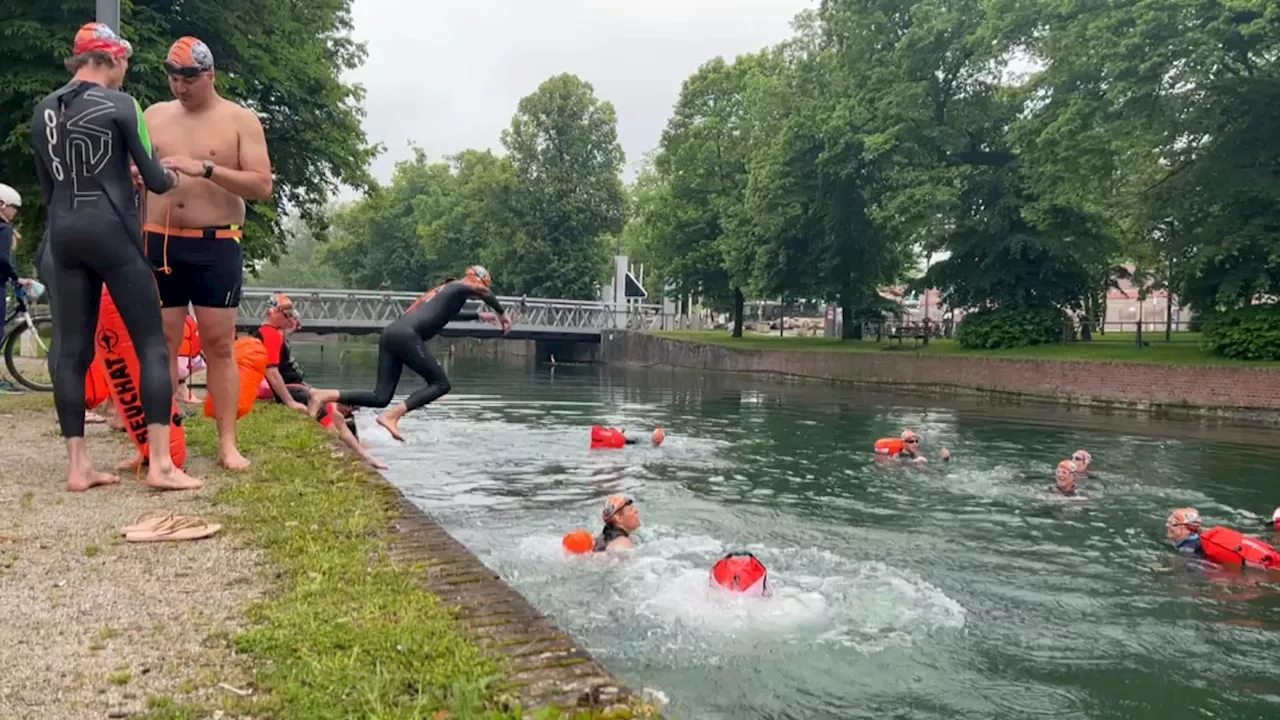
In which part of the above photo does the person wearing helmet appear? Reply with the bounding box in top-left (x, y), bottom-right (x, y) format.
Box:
top-left (0, 183), bottom-right (37, 393)
top-left (307, 267), bottom-right (512, 441)
top-left (28, 23), bottom-right (200, 492)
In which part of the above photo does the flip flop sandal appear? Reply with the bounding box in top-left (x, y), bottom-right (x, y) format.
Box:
top-left (121, 510), bottom-right (173, 536)
top-left (125, 515), bottom-right (221, 543)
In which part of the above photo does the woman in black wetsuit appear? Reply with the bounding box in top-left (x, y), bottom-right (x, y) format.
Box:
top-left (307, 265), bottom-right (510, 440)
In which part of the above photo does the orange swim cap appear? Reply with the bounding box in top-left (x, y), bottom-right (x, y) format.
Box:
top-left (1167, 507), bottom-right (1202, 530)
top-left (73, 22), bottom-right (132, 59)
top-left (652, 427), bottom-right (665, 446)
top-left (465, 265), bottom-right (492, 288)
top-left (166, 36), bottom-right (214, 71)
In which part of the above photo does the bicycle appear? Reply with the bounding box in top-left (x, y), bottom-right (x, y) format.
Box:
top-left (3, 288), bottom-right (54, 392)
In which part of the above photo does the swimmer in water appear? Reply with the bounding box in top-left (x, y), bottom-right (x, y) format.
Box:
top-left (595, 494), bottom-right (640, 552)
top-left (1055, 460), bottom-right (1080, 495)
top-left (1071, 449), bottom-right (1092, 473)
top-left (877, 429), bottom-right (950, 465)
top-left (1167, 507), bottom-right (1204, 556)
top-left (307, 266), bottom-right (511, 440)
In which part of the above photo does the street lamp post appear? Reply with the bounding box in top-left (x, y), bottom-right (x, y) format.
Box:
top-left (96, 0), bottom-right (120, 32)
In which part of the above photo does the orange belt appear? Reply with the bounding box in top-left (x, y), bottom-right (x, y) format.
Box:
top-left (142, 222), bottom-right (243, 240)
top-left (143, 216), bottom-right (243, 275)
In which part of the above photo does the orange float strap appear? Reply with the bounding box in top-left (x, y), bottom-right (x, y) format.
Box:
top-left (1200, 526), bottom-right (1280, 570)
top-left (97, 290), bottom-right (186, 468)
top-left (204, 336), bottom-right (268, 420)
top-left (590, 425), bottom-right (627, 449)
top-left (874, 437), bottom-right (905, 456)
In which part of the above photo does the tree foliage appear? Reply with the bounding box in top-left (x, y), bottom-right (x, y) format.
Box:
top-left (0, 0), bottom-right (378, 271)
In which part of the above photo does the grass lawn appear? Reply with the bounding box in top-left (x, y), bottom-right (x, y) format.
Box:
top-left (654, 330), bottom-right (1280, 368)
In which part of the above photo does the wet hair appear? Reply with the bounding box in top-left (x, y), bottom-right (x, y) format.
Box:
top-left (64, 51), bottom-right (117, 72)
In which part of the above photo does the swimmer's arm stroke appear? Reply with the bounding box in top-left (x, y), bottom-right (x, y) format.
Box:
top-left (122, 98), bottom-right (177, 194)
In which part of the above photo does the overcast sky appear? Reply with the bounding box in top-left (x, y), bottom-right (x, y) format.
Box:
top-left (345, 0), bottom-right (817, 188)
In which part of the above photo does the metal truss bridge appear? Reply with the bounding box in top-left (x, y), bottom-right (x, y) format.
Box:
top-left (235, 288), bottom-right (668, 342)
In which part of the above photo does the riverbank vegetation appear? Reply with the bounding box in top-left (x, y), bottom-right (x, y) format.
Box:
top-left (657, 330), bottom-right (1280, 368)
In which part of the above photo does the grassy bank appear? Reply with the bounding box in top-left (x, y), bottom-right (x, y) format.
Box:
top-left (142, 405), bottom-right (647, 720)
top-left (655, 330), bottom-right (1280, 368)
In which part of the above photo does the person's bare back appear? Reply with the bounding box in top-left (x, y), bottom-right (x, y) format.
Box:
top-left (143, 98), bottom-right (252, 227)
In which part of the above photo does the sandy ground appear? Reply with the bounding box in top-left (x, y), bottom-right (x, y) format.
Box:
top-left (0, 395), bottom-right (263, 720)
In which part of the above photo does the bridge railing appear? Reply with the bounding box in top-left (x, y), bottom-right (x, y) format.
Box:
top-left (238, 288), bottom-right (669, 333)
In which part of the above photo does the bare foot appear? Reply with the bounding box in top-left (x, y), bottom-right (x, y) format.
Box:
top-left (368, 457), bottom-right (388, 470)
top-left (85, 411), bottom-right (106, 424)
top-left (146, 462), bottom-right (203, 491)
top-left (376, 414), bottom-right (405, 442)
top-left (116, 454), bottom-right (145, 472)
top-left (306, 390), bottom-right (334, 418)
top-left (67, 468), bottom-right (120, 492)
top-left (217, 448), bottom-right (252, 472)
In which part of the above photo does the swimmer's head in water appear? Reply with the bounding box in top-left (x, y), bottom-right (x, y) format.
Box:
top-left (166, 37), bottom-right (216, 105)
top-left (1071, 449), bottom-right (1092, 466)
top-left (1272, 508), bottom-right (1280, 531)
top-left (1167, 507), bottom-right (1202, 543)
top-left (465, 265), bottom-right (493, 288)
top-left (1055, 460), bottom-right (1078, 493)
top-left (652, 427), bottom-right (665, 446)
top-left (603, 494), bottom-right (640, 532)
top-left (70, 23), bottom-right (132, 87)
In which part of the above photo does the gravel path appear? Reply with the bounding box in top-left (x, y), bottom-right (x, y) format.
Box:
top-left (0, 396), bottom-right (264, 719)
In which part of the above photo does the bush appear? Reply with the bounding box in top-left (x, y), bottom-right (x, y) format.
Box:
top-left (1201, 305), bottom-right (1280, 360)
top-left (956, 307), bottom-right (1070, 349)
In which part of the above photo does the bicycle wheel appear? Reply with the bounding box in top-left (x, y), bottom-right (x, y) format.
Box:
top-left (4, 313), bottom-right (54, 392)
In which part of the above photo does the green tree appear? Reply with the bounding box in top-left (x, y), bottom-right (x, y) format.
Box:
top-left (320, 150), bottom-right (447, 291)
top-left (248, 214), bottom-right (343, 289)
top-left (499, 74), bottom-right (624, 300)
top-left (0, 0), bottom-right (378, 271)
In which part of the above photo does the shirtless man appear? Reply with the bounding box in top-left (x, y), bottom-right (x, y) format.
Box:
top-left (142, 37), bottom-right (273, 470)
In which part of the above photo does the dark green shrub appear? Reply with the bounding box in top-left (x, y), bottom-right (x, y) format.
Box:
top-left (956, 307), bottom-right (1070, 349)
top-left (1201, 305), bottom-right (1280, 360)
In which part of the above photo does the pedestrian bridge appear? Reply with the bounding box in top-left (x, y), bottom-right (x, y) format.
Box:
top-left (235, 288), bottom-right (669, 342)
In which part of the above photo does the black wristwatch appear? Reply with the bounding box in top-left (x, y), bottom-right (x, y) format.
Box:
top-left (202, 160), bottom-right (215, 178)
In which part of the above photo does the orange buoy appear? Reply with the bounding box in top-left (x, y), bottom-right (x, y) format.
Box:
top-left (710, 552), bottom-right (769, 596)
top-left (203, 336), bottom-right (268, 419)
top-left (1201, 526), bottom-right (1280, 570)
top-left (590, 425), bottom-right (628, 449)
top-left (97, 290), bottom-right (186, 468)
top-left (874, 437), bottom-right (905, 456)
top-left (177, 314), bottom-right (200, 359)
top-left (562, 529), bottom-right (594, 554)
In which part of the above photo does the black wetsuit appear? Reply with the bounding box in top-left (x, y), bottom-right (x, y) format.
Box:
top-left (29, 80), bottom-right (177, 438)
top-left (338, 280), bottom-right (504, 412)
top-left (594, 524), bottom-right (630, 552)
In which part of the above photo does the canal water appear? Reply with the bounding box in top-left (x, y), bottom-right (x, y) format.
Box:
top-left (292, 342), bottom-right (1280, 720)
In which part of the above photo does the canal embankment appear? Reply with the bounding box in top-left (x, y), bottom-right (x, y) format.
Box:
top-left (0, 394), bottom-right (659, 720)
top-left (601, 331), bottom-right (1280, 423)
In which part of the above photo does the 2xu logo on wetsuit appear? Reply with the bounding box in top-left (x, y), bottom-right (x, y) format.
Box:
top-left (97, 328), bottom-right (150, 441)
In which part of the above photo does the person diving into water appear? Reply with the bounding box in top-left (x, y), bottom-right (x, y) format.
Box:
top-left (29, 23), bottom-right (201, 492)
top-left (307, 266), bottom-right (512, 440)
